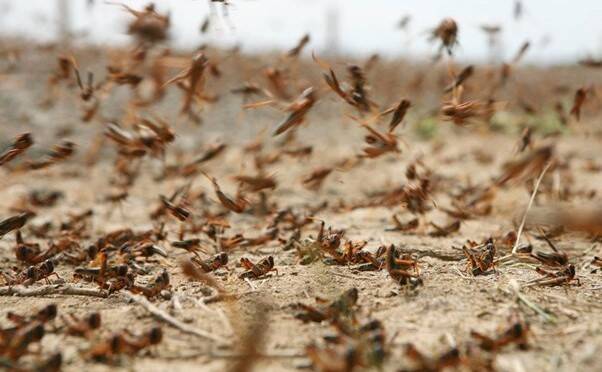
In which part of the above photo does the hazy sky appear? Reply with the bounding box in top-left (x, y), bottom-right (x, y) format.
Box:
top-left (1, 0), bottom-right (602, 63)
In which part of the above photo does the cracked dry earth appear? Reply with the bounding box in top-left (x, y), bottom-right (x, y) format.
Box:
top-left (0, 48), bottom-right (602, 372)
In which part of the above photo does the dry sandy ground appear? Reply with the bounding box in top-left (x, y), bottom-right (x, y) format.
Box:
top-left (0, 45), bottom-right (601, 372)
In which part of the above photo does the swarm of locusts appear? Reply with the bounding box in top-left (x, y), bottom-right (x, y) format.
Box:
top-left (0, 1), bottom-right (602, 371)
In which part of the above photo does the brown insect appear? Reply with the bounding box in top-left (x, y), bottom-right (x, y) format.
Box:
top-left (444, 65), bottom-right (474, 93)
top-left (516, 127), bottom-right (533, 154)
top-left (171, 238), bottom-right (204, 257)
top-left (273, 87), bottom-right (316, 136)
top-left (104, 189), bottom-right (129, 205)
top-left (34, 352), bottom-right (63, 372)
top-left (529, 235), bottom-right (568, 267)
top-left (282, 145), bottom-right (313, 158)
top-left (512, 41), bottom-right (530, 64)
top-left (74, 261), bottom-right (130, 291)
top-left (570, 87), bottom-right (587, 121)
top-left (347, 65), bottom-right (373, 112)
top-left (385, 245), bottom-right (421, 286)
top-left (116, 2), bottom-right (170, 42)
top-left (322, 67), bottom-right (356, 107)
top-left (305, 343), bottom-right (359, 372)
top-left (200, 15), bottom-right (210, 33)
top-left (360, 123), bottom-right (400, 158)
top-left (85, 333), bottom-right (126, 362)
top-left (431, 18), bottom-right (459, 55)
top-left (462, 238), bottom-right (496, 276)
top-left (121, 327), bottom-right (163, 355)
top-left (163, 52), bottom-right (208, 114)
top-left (0, 133), bottom-right (33, 167)
top-left (234, 174), bottom-right (277, 193)
top-left (403, 343), bottom-right (462, 372)
top-left (264, 67), bottom-right (290, 100)
top-left (295, 287), bottom-right (358, 323)
top-left (150, 184), bottom-right (188, 219)
top-left (316, 221), bottom-right (345, 258)
top-left (61, 208), bottom-right (94, 233)
top-left (386, 215), bottom-right (419, 232)
top-left (129, 269), bottom-right (170, 298)
top-left (219, 233), bottom-right (246, 251)
top-left (203, 172), bottom-right (248, 213)
top-left (498, 41), bottom-right (530, 86)
top-left (14, 232), bottom-right (71, 265)
top-left (239, 256), bottom-right (277, 279)
top-left (6, 304), bottom-right (57, 327)
top-left (191, 252), bottom-right (228, 273)
top-left (26, 141), bottom-right (76, 170)
top-left (302, 167), bottom-right (333, 191)
top-left (231, 82), bottom-right (266, 102)
top-left (1, 321), bottom-right (45, 361)
top-left (72, 62), bottom-right (96, 102)
top-left (526, 205), bottom-right (602, 235)
top-left (0, 212), bottom-right (30, 238)
top-left (28, 189), bottom-right (63, 207)
top-left (124, 240), bottom-right (168, 259)
top-left (321, 62), bottom-right (375, 113)
top-left (496, 145), bottom-right (553, 186)
top-left (181, 258), bottom-right (224, 291)
top-left (480, 24), bottom-right (501, 35)
top-left (471, 315), bottom-right (529, 351)
top-left (531, 264), bottom-right (579, 286)
top-left (160, 194), bottom-right (191, 221)
top-left (62, 312), bottom-right (101, 338)
top-left (191, 142), bottom-right (227, 165)
top-left (62, 243), bottom-right (98, 266)
top-left (441, 92), bottom-right (499, 126)
top-left (287, 33), bottom-right (310, 57)
top-left (1, 259), bottom-right (58, 286)
top-left (383, 98), bottom-right (411, 132)
top-left (428, 220), bottom-right (461, 237)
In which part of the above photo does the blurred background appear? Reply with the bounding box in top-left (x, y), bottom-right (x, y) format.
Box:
top-left (1, 0), bottom-right (602, 64)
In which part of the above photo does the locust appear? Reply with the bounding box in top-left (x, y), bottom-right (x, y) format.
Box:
top-left (386, 245), bottom-right (422, 286)
top-left (0, 213), bottom-right (31, 238)
top-left (0, 133), bottom-right (33, 167)
top-left (239, 256), bottom-right (277, 279)
top-left (295, 288), bottom-right (359, 323)
top-left (191, 252), bottom-right (228, 273)
top-left (62, 313), bottom-right (101, 338)
top-left (272, 87), bottom-right (316, 136)
top-left (462, 238), bottom-right (496, 276)
top-left (471, 315), bottom-right (530, 351)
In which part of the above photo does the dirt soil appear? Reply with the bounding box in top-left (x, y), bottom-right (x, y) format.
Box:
top-left (0, 43), bottom-right (601, 372)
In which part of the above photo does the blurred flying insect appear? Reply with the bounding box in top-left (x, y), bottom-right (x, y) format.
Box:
top-left (381, 98), bottom-right (411, 132)
top-left (570, 87), bottom-right (587, 121)
top-left (0, 212), bottom-right (30, 238)
top-left (191, 252), bottom-right (229, 273)
top-left (202, 171), bottom-right (248, 213)
top-left (163, 52), bottom-right (209, 114)
top-left (302, 167), bottom-right (333, 191)
top-left (287, 33), bottom-right (310, 58)
top-left (430, 18), bottom-right (459, 56)
top-left (272, 87), bottom-right (317, 136)
top-left (0, 133), bottom-right (33, 167)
